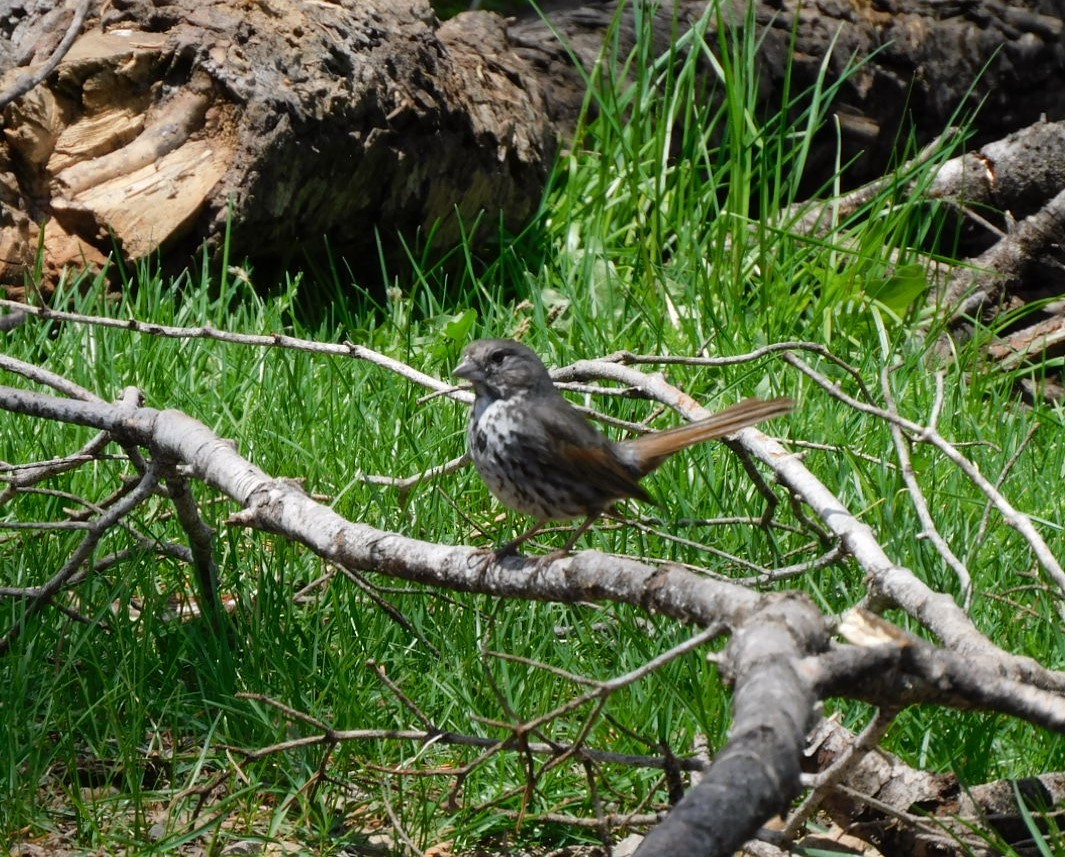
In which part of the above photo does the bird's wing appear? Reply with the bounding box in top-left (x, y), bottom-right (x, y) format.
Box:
top-left (525, 395), bottom-right (654, 506)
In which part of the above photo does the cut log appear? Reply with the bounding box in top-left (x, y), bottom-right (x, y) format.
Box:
top-left (0, 0), bottom-right (1063, 291)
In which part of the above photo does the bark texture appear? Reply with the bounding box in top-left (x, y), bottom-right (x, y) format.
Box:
top-left (741, 0), bottom-right (1065, 189)
top-left (0, 0), bottom-right (1063, 289)
top-left (0, 0), bottom-right (562, 289)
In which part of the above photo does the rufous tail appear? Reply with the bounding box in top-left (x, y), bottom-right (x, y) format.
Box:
top-left (621, 396), bottom-right (794, 475)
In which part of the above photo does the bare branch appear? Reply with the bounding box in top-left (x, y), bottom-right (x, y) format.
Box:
top-left (1, 323), bottom-right (1063, 855)
top-left (0, 299), bottom-right (467, 402)
top-left (970, 420), bottom-right (1041, 567)
top-left (0, 442), bottom-right (112, 503)
top-left (566, 354), bottom-right (1065, 693)
top-left (635, 595), bottom-right (826, 855)
top-left (0, 351), bottom-right (104, 401)
top-left (808, 610), bottom-right (1065, 732)
top-left (360, 453), bottom-right (469, 493)
top-left (336, 566), bottom-right (440, 656)
top-left (778, 126), bottom-right (963, 237)
top-left (880, 356), bottom-right (973, 606)
top-left (0, 457), bottom-right (163, 654)
top-left (786, 351), bottom-right (1065, 596)
top-left (234, 693), bottom-right (705, 773)
top-left (164, 472), bottom-right (221, 620)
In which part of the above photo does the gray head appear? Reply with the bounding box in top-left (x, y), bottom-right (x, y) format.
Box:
top-left (453, 339), bottom-right (557, 401)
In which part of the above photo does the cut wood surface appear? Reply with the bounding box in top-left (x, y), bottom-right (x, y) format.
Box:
top-left (1, 0), bottom-right (1064, 290)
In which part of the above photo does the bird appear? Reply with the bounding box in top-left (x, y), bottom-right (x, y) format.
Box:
top-left (453, 338), bottom-right (793, 557)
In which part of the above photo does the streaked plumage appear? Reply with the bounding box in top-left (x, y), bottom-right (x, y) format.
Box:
top-left (454, 338), bottom-right (792, 555)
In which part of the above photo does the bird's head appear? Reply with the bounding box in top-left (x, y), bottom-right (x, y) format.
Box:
top-left (453, 339), bottom-right (556, 401)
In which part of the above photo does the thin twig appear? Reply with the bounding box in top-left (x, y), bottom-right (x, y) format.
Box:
top-left (785, 351), bottom-right (1065, 594)
top-left (361, 453), bottom-right (468, 491)
top-left (0, 520), bottom-right (93, 531)
top-left (777, 126), bottom-right (962, 237)
top-left (782, 709), bottom-right (899, 841)
top-left (495, 808), bottom-right (661, 828)
top-left (368, 659), bottom-right (437, 730)
top-left (499, 625), bottom-right (723, 747)
top-left (0, 457), bottom-right (163, 654)
top-left (0, 298), bottom-right (467, 402)
top-left (380, 782), bottom-right (426, 857)
top-left (833, 783), bottom-right (956, 841)
top-left (591, 341), bottom-right (875, 404)
top-left (880, 355), bottom-right (973, 607)
top-left (788, 438), bottom-right (898, 470)
top-left (232, 694), bottom-right (704, 772)
top-left (0, 442), bottom-right (113, 504)
top-left (736, 543), bottom-right (848, 585)
top-left (336, 566), bottom-right (441, 657)
top-left (969, 421), bottom-right (1040, 569)
top-left (486, 650), bottom-right (602, 688)
top-left (0, 0), bottom-right (92, 111)
top-left (622, 516), bottom-right (770, 573)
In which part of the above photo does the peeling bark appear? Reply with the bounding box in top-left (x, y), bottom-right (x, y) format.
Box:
top-left (807, 718), bottom-right (1065, 857)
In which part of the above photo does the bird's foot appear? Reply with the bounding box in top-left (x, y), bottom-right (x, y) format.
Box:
top-left (465, 540), bottom-right (521, 569)
top-left (534, 548), bottom-right (571, 567)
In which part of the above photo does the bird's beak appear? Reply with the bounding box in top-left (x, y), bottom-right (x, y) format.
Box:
top-left (453, 354), bottom-right (483, 382)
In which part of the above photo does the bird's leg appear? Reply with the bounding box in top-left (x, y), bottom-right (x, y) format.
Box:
top-left (559, 514), bottom-right (601, 553)
top-left (493, 520), bottom-right (547, 558)
top-left (467, 520), bottom-right (548, 566)
top-left (528, 511), bottom-right (604, 566)
top-left (469, 514), bottom-right (600, 568)
top-left (532, 514), bottom-right (603, 567)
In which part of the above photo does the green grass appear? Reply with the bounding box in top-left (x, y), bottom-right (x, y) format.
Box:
top-left (1, 3), bottom-right (1063, 855)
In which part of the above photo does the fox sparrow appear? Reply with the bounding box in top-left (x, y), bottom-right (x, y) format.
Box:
top-left (453, 338), bottom-right (793, 555)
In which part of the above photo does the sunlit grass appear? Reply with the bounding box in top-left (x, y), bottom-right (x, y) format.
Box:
top-left (0, 2), bottom-right (1062, 853)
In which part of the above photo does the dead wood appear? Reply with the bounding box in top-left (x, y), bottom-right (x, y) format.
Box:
top-left (3, 371), bottom-right (1062, 854)
top-left (805, 718), bottom-right (1065, 857)
top-left (1, 0), bottom-right (1064, 290)
top-left (912, 120), bottom-right (1065, 390)
top-left (1, 314), bottom-right (1064, 856)
top-left (635, 595), bottom-right (824, 855)
top-left (779, 117), bottom-right (1065, 397)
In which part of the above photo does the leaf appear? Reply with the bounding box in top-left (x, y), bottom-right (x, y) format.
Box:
top-left (443, 308), bottom-right (478, 343)
top-left (428, 308), bottom-right (478, 361)
top-left (866, 263), bottom-right (928, 317)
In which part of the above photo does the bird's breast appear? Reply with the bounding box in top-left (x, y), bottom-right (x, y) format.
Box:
top-left (467, 396), bottom-right (584, 520)
top-left (470, 397), bottom-right (528, 467)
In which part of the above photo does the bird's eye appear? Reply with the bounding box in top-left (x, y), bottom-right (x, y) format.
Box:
top-left (489, 350), bottom-right (506, 365)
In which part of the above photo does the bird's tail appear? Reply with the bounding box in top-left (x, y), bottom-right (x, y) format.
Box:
top-left (621, 396), bottom-right (794, 475)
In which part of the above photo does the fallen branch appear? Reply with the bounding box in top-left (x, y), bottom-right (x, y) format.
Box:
top-left (1, 315), bottom-right (1063, 856)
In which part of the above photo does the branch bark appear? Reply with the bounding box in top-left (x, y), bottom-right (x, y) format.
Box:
top-left (1, 328), bottom-right (1063, 855)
